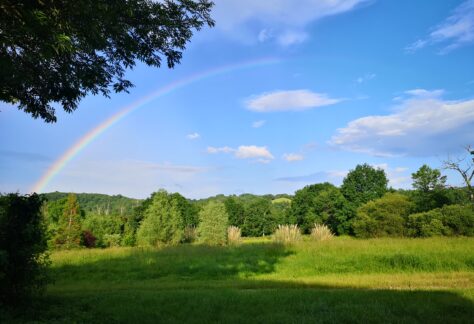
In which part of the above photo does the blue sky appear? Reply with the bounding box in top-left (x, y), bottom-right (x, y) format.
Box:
top-left (1, 0), bottom-right (474, 199)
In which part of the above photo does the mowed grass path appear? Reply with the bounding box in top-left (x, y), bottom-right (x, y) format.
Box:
top-left (12, 238), bottom-right (474, 323)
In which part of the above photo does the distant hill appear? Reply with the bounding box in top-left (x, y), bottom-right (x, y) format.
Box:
top-left (41, 192), bottom-right (142, 216)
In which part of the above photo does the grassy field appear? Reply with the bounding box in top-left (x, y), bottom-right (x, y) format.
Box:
top-left (4, 237), bottom-right (474, 323)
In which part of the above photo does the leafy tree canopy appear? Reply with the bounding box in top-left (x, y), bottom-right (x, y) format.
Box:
top-left (341, 164), bottom-right (388, 207)
top-left (1, 0), bottom-right (214, 122)
top-left (412, 165), bottom-right (446, 192)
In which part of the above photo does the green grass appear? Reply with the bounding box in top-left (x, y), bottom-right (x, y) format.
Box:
top-left (3, 237), bottom-right (474, 323)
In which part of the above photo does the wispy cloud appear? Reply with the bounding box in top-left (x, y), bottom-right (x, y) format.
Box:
top-left (186, 132), bottom-right (200, 140)
top-left (252, 120), bottom-right (266, 128)
top-left (0, 150), bottom-right (51, 163)
top-left (356, 73), bottom-right (376, 84)
top-left (275, 170), bottom-right (346, 184)
top-left (330, 89), bottom-right (474, 156)
top-left (282, 153), bottom-right (304, 162)
top-left (406, 0), bottom-right (474, 53)
top-left (212, 0), bottom-right (371, 46)
top-left (207, 145), bottom-right (274, 163)
top-left (246, 90), bottom-right (342, 112)
top-left (44, 159), bottom-right (213, 199)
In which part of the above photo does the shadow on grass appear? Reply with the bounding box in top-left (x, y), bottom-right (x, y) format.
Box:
top-left (51, 243), bottom-right (293, 281)
top-left (2, 243), bottom-right (473, 323)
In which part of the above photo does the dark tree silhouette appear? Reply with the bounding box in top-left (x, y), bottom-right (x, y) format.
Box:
top-left (0, 0), bottom-right (214, 122)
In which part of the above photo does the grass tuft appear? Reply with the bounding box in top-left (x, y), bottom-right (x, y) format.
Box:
top-left (273, 225), bottom-right (302, 244)
top-left (310, 223), bottom-right (334, 241)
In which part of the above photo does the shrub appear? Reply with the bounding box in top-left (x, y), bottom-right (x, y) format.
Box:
top-left (197, 201), bottom-right (228, 245)
top-left (352, 193), bottom-right (414, 238)
top-left (0, 193), bottom-right (50, 305)
top-left (407, 210), bottom-right (447, 237)
top-left (227, 226), bottom-right (242, 245)
top-left (103, 234), bottom-right (121, 247)
top-left (81, 230), bottom-right (97, 248)
top-left (136, 191), bottom-right (184, 246)
top-left (407, 204), bottom-right (474, 237)
top-left (441, 204), bottom-right (474, 236)
top-left (273, 224), bottom-right (302, 244)
top-left (183, 225), bottom-right (197, 243)
top-left (310, 223), bottom-right (334, 241)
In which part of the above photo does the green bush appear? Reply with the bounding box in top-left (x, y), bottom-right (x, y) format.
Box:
top-left (352, 193), bottom-right (414, 238)
top-left (197, 201), bottom-right (228, 245)
top-left (0, 193), bottom-right (50, 305)
top-left (103, 234), bottom-right (122, 247)
top-left (82, 213), bottom-right (123, 247)
top-left (407, 204), bottom-right (474, 237)
top-left (407, 210), bottom-right (447, 237)
top-left (440, 204), bottom-right (474, 236)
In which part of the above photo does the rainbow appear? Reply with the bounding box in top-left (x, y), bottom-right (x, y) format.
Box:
top-left (31, 57), bottom-right (281, 193)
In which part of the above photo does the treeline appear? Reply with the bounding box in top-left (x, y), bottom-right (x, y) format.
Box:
top-left (40, 163), bottom-right (474, 249)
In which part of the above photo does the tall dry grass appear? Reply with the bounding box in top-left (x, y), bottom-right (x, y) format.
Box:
top-left (227, 226), bottom-right (242, 245)
top-left (310, 223), bottom-right (334, 241)
top-left (273, 224), bottom-right (302, 244)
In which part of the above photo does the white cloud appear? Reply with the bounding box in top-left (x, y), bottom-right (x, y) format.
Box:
top-left (283, 153), bottom-right (304, 162)
top-left (246, 90), bottom-right (342, 112)
top-left (212, 0), bottom-right (370, 45)
top-left (207, 145), bottom-right (274, 162)
top-left (404, 89), bottom-right (444, 98)
top-left (186, 132), bottom-right (200, 140)
top-left (207, 146), bottom-right (234, 154)
top-left (356, 73), bottom-right (376, 84)
top-left (372, 163), bottom-right (411, 188)
top-left (252, 120), bottom-right (266, 128)
top-left (277, 30), bottom-right (308, 46)
top-left (406, 0), bottom-right (474, 53)
top-left (235, 145), bottom-right (274, 160)
top-left (330, 89), bottom-right (474, 156)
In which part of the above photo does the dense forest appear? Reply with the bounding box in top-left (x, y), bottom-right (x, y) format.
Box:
top-left (39, 163), bottom-right (474, 249)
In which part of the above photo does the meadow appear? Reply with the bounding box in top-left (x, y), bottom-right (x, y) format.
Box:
top-left (6, 236), bottom-right (474, 323)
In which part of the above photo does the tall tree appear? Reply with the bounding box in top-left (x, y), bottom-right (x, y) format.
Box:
top-left (1, 0), bottom-right (214, 122)
top-left (341, 164), bottom-right (388, 207)
top-left (411, 165), bottom-right (448, 211)
top-left (443, 145), bottom-right (474, 201)
top-left (242, 198), bottom-right (276, 237)
top-left (0, 193), bottom-right (49, 305)
top-left (197, 201), bottom-right (228, 245)
top-left (136, 190), bottom-right (183, 246)
top-left (288, 182), bottom-right (335, 233)
top-left (224, 197), bottom-right (245, 227)
top-left (55, 193), bottom-right (82, 249)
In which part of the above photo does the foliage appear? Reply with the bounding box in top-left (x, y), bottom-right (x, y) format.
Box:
top-left (288, 182), bottom-right (336, 233)
top-left (411, 165), bottom-right (449, 212)
top-left (1, 0), bottom-right (215, 122)
top-left (103, 234), bottom-right (122, 248)
top-left (42, 192), bottom-right (140, 216)
top-left (172, 193), bottom-right (199, 228)
top-left (0, 193), bottom-right (49, 305)
top-left (54, 194), bottom-right (83, 249)
top-left (442, 145), bottom-right (474, 201)
top-left (352, 193), bottom-right (414, 238)
top-left (227, 226), bottom-right (242, 245)
top-left (183, 226), bottom-right (197, 243)
top-left (242, 198), bottom-right (276, 237)
top-left (136, 191), bottom-right (184, 246)
top-left (82, 213), bottom-right (123, 247)
top-left (441, 204), bottom-right (474, 236)
top-left (81, 230), bottom-right (97, 248)
top-left (310, 223), bottom-right (334, 241)
top-left (407, 210), bottom-right (448, 237)
top-left (273, 224), bottom-right (302, 244)
top-left (224, 197), bottom-right (245, 227)
top-left (197, 201), bottom-right (228, 245)
top-left (312, 187), bottom-right (355, 235)
top-left (341, 164), bottom-right (388, 207)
